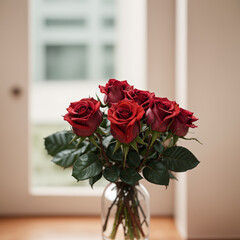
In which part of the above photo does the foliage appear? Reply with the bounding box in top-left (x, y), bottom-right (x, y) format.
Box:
top-left (44, 117), bottom-right (200, 187)
top-left (44, 79), bottom-right (200, 188)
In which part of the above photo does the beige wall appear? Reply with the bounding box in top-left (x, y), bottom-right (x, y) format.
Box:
top-left (0, 0), bottom-right (29, 212)
top-left (186, 0), bottom-right (240, 238)
top-left (147, 0), bottom-right (176, 216)
top-left (147, 0), bottom-right (175, 99)
top-left (149, 0), bottom-right (240, 238)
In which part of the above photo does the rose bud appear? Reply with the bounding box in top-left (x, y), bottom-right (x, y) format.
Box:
top-left (169, 108), bottom-right (198, 136)
top-left (125, 89), bottom-right (155, 112)
top-left (108, 99), bottom-right (145, 144)
top-left (64, 98), bottom-right (103, 137)
top-left (146, 97), bottom-right (180, 132)
top-left (99, 79), bottom-right (133, 106)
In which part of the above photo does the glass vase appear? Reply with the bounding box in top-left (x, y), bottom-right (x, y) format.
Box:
top-left (101, 181), bottom-right (150, 240)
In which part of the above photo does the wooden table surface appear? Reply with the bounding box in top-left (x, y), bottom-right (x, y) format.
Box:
top-left (0, 216), bottom-right (182, 240)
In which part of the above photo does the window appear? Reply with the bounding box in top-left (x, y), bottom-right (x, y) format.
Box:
top-left (102, 18), bottom-right (115, 28)
top-left (45, 18), bottom-right (87, 28)
top-left (103, 45), bottom-right (115, 77)
top-left (45, 45), bottom-right (88, 80)
top-left (32, 0), bottom-right (116, 82)
top-left (0, 0), bottom-right (175, 216)
top-left (31, 0), bottom-right (117, 189)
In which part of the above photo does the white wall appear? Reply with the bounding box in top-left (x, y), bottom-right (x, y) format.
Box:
top-left (174, 0), bottom-right (188, 238)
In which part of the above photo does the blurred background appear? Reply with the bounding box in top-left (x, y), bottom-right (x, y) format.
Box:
top-left (30, 0), bottom-right (117, 188)
top-left (0, 0), bottom-right (240, 239)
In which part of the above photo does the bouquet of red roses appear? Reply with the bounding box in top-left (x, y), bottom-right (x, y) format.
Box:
top-left (44, 79), bottom-right (199, 240)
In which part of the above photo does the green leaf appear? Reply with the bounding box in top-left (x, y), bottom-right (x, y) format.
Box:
top-left (122, 144), bottom-right (130, 168)
top-left (140, 148), bottom-right (147, 156)
top-left (167, 135), bottom-right (179, 148)
top-left (148, 152), bottom-right (158, 160)
top-left (89, 172), bottom-right (102, 188)
top-left (143, 160), bottom-right (169, 186)
top-left (69, 135), bottom-right (79, 145)
top-left (95, 93), bottom-right (102, 103)
top-left (72, 153), bottom-right (102, 180)
top-left (120, 168), bottom-right (142, 185)
top-left (122, 144), bottom-right (130, 160)
top-left (172, 135), bottom-right (179, 146)
top-left (44, 131), bottom-right (76, 156)
top-left (106, 143), bottom-right (123, 162)
top-left (96, 127), bottom-right (106, 136)
top-left (154, 139), bottom-right (165, 153)
top-left (96, 94), bottom-right (108, 108)
top-left (150, 131), bottom-right (161, 148)
top-left (169, 171), bottom-right (178, 181)
top-left (164, 132), bottom-right (173, 142)
top-left (76, 137), bottom-right (86, 149)
top-left (113, 140), bottom-right (122, 154)
top-left (130, 141), bottom-right (138, 152)
top-left (85, 142), bottom-right (97, 153)
top-left (103, 165), bottom-right (120, 182)
top-left (52, 148), bottom-right (84, 168)
top-left (162, 146), bottom-right (200, 172)
top-left (135, 136), bottom-right (147, 146)
top-left (88, 136), bottom-right (100, 149)
top-left (126, 150), bottom-right (141, 168)
top-left (181, 136), bottom-right (203, 145)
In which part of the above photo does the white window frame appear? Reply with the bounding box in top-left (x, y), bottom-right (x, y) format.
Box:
top-left (0, 0), bottom-right (175, 215)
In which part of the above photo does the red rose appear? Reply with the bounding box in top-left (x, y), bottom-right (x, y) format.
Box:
top-left (170, 108), bottom-right (198, 136)
top-left (99, 79), bottom-right (133, 106)
top-left (146, 97), bottom-right (180, 132)
top-left (108, 99), bottom-right (145, 143)
top-left (64, 98), bottom-right (103, 137)
top-left (125, 89), bottom-right (155, 112)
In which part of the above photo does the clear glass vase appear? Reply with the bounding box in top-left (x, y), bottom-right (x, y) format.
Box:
top-left (101, 182), bottom-right (150, 240)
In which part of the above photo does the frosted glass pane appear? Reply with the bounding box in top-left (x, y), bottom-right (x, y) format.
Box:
top-left (103, 45), bottom-right (114, 78)
top-left (31, 0), bottom-right (116, 188)
top-left (45, 45), bottom-right (87, 80)
top-left (45, 18), bottom-right (86, 28)
top-left (103, 18), bottom-right (115, 28)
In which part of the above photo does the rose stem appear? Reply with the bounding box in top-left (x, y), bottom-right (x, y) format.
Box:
top-left (132, 202), bottom-right (141, 239)
top-left (112, 203), bottom-right (125, 239)
top-left (103, 193), bottom-right (118, 232)
top-left (121, 216), bottom-right (127, 238)
top-left (138, 135), bottom-right (152, 171)
top-left (126, 197), bottom-right (145, 238)
top-left (109, 199), bottom-right (123, 239)
top-left (96, 133), bottom-right (112, 167)
top-left (131, 190), bottom-right (141, 239)
top-left (138, 199), bottom-right (149, 227)
top-left (125, 198), bottom-right (140, 239)
top-left (124, 207), bottom-right (134, 240)
top-left (116, 208), bottom-right (124, 231)
top-left (134, 193), bottom-right (149, 227)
